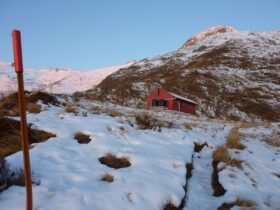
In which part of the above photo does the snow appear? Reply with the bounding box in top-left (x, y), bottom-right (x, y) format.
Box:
top-left (1, 99), bottom-right (279, 210)
top-left (2, 104), bottom-right (195, 210)
top-left (0, 62), bottom-right (133, 96)
top-left (170, 93), bottom-right (197, 104)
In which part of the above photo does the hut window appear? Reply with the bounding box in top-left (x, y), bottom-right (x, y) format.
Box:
top-left (159, 100), bottom-right (165, 106)
top-left (152, 100), bottom-right (158, 106)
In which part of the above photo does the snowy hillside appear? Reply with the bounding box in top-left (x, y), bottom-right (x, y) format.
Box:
top-left (87, 26), bottom-right (280, 122)
top-left (0, 97), bottom-right (279, 209)
top-left (0, 62), bottom-right (133, 97)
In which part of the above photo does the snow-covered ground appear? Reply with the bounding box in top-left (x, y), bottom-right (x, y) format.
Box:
top-left (1, 100), bottom-right (279, 210)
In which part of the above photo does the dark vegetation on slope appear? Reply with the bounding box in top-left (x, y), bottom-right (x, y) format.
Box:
top-left (0, 91), bottom-right (60, 116)
top-left (0, 117), bottom-right (56, 159)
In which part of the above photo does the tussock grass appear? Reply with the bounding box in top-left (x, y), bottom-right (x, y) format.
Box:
top-left (0, 91), bottom-right (59, 117)
top-left (135, 112), bottom-right (173, 130)
top-left (226, 127), bottom-right (246, 150)
top-left (162, 198), bottom-right (179, 210)
top-left (0, 117), bottom-right (55, 158)
top-left (108, 110), bottom-right (121, 117)
top-left (218, 197), bottom-right (257, 210)
top-left (213, 146), bottom-right (242, 168)
top-left (26, 102), bottom-right (42, 113)
top-left (101, 173), bottom-right (114, 182)
top-left (99, 153), bottom-right (131, 169)
top-left (183, 123), bottom-right (193, 130)
top-left (74, 132), bottom-right (91, 144)
top-left (64, 105), bottom-right (77, 114)
top-left (265, 130), bottom-right (280, 147)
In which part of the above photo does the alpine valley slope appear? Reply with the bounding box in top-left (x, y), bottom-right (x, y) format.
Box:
top-left (0, 62), bottom-right (133, 97)
top-left (85, 26), bottom-right (280, 122)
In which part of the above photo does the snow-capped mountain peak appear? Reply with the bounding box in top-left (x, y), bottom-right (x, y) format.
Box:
top-left (182, 25), bottom-right (237, 48)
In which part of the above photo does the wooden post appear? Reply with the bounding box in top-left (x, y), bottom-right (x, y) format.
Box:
top-left (12, 29), bottom-right (33, 210)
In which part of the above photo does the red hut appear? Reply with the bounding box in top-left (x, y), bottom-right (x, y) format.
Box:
top-left (146, 87), bottom-right (196, 115)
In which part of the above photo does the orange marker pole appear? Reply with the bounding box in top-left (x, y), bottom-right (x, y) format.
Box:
top-left (12, 29), bottom-right (33, 210)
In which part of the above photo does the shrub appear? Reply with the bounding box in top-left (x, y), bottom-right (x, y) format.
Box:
top-left (99, 153), bottom-right (131, 169)
top-left (74, 132), bottom-right (91, 144)
top-left (101, 173), bottom-right (114, 182)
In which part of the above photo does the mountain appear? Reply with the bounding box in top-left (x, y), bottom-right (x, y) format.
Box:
top-left (84, 26), bottom-right (280, 122)
top-left (0, 62), bottom-right (133, 97)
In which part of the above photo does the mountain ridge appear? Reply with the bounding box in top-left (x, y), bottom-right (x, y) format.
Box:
top-left (0, 62), bottom-right (133, 97)
top-left (84, 26), bottom-right (280, 122)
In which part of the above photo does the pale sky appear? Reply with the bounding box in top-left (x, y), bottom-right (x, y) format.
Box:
top-left (1, 0), bottom-right (279, 70)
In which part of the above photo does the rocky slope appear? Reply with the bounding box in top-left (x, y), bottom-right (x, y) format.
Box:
top-left (85, 26), bottom-right (280, 122)
top-left (0, 62), bottom-right (133, 97)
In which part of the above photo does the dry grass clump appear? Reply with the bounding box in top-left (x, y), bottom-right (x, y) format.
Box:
top-left (99, 153), bottom-right (131, 169)
top-left (226, 127), bottom-right (246, 150)
top-left (74, 132), bottom-right (91, 144)
top-left (0, 117), bottom-right (56, 158)
top-left (64, 105), bottom-right (77, 114)
top-left (235, 197), bottom-right (257, 208)
top-left (0, 91), bottom-right (59, 117)
top-left (26, 102), bottom-right (42, 113)
top-left (108, 110), bottom-right (121, 117)
top-left (135, 112), bottom-right (172, 130)
top-left (265, 130), bottom-right (280, 147)
top-left (213, 146), bottom-right (242, 168)
top-left (101, 173), bottom-right (114, 182)
top-left (183, 123), bottom-right (193, 130)
top-left (218, 197), bottom-right (257, 210)
top-left (162, 198), bottom-right (179, 210)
